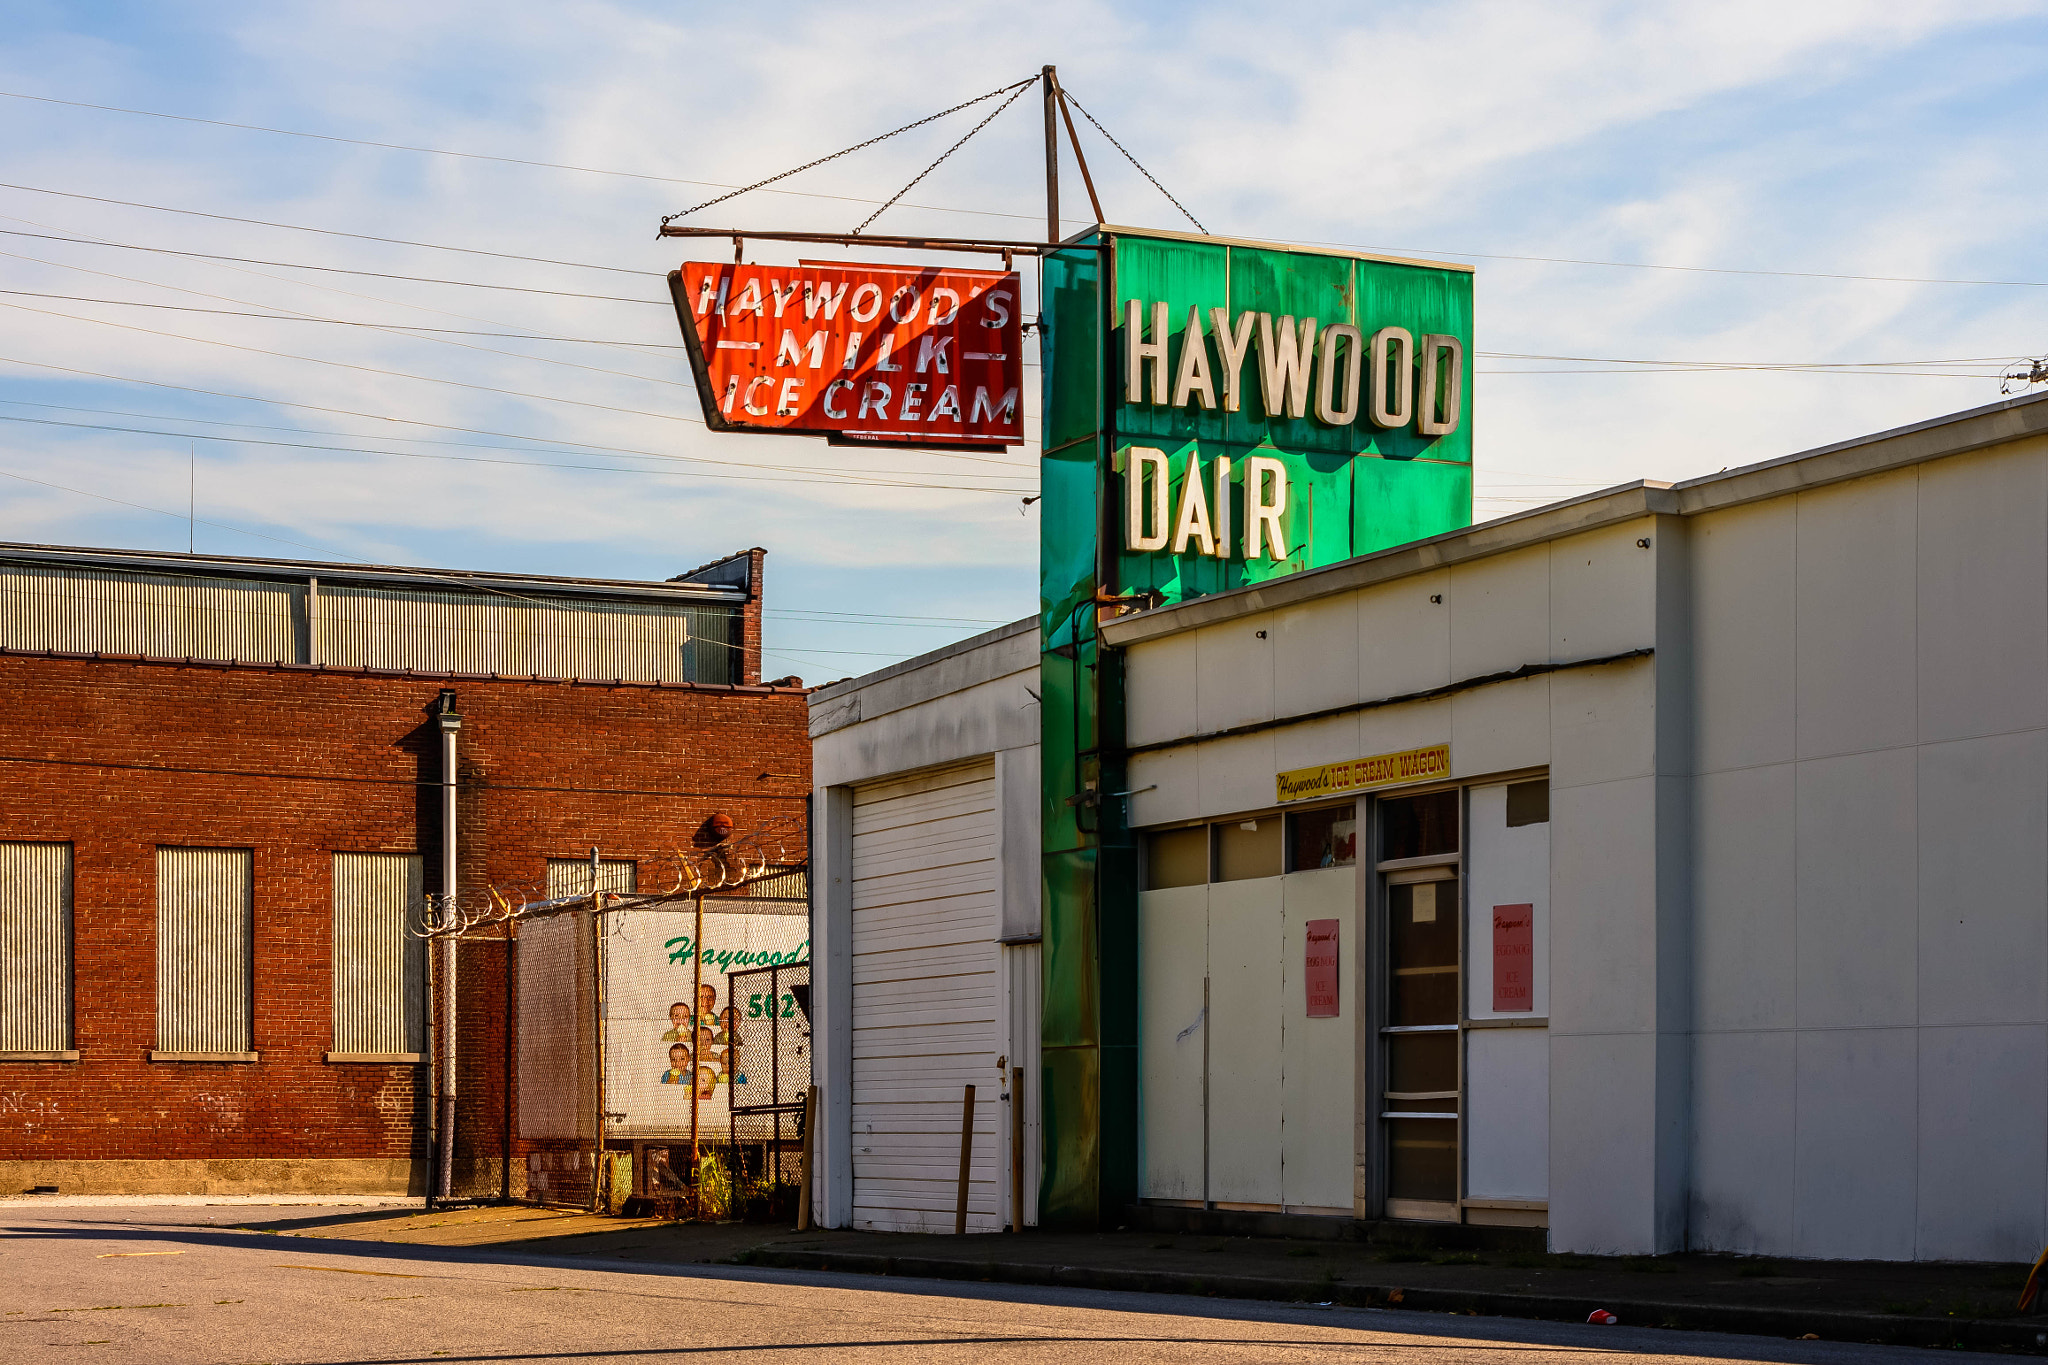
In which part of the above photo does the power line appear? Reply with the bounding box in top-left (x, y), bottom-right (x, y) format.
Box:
top-left (0, 280), bottom-right (1038, 472)
top-left (16, 289), bottom-right (2018, 376)
top-left (0, 227), bottom-right (667, 303)
top-left (0, 211), bottom-right (685, 365)
top-left (1312, 238), bottom-right (2048, 290)
top-left (0, 356), bottom-right (1041, 484)
top-left (12, 90), bottom-right (2044, 292)
top-left (0, 413), bottom-right (1037, 493)
top-left (0, 296), bottom-right (710, 423)
top-left (0, 87), bottom-right (1062, 227)
top-left (0, 396), bottom-right (1034, 479)
top-left (0, 288), bottom-right (683, 345)
top-left (0, 182), bottom-right (659, 276)
top-left (0, 221), bottom-right (709, 395)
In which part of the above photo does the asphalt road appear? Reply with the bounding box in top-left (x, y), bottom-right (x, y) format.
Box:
top-left (0, 1203), bottom-right (2020, 1364)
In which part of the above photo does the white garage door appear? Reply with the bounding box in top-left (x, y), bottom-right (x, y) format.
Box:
top-left (850, 759), bottom-right (1002, 1232)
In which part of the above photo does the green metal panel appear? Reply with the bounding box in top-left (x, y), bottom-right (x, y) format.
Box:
top-left (1038, 229), bottom-right (1474, 1229)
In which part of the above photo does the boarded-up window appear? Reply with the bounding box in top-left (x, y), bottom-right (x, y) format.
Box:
top-left (0, 842), bottom-right (73, 1053)
top-left (156, 847), bottom-right (253, 1055)
top-left (332, 853), bottom-right (425, 1056)
top-left (545, 858), bottom-right (637, 899)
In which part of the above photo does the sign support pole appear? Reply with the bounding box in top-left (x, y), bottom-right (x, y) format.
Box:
top-left (1041, 65), bottom-right (1060, 244)
top-left (690, 890), bottom-right (704, 1216)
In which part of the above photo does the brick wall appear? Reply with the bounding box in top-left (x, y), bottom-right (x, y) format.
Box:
top-left (0, 652), bottom-right (808, 1179)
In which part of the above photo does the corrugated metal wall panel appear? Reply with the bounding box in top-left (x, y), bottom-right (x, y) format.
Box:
top-left (848, 760), bottom-right (1002, 1233)
top-left (0, 565), bottom-right (299, 662)
top-left (0, 562), bottom-right (742, 683)
top-left (0, 841), bottom-right (72, 1051)
top-left (332, 852), bottom-right (425, 1054)
top-left (544, 859), bottom-right (638, 899)
top-left (156, 847), bottom-right (253, 1053)
top-left (320, 586), bottom-right (733, 683)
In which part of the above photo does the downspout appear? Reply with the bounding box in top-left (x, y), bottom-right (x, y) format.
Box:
top-left (435, 690), bottom-right (463, 1202)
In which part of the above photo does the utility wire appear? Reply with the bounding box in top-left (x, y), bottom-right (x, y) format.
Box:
top-left (663, 76), bottom-right (1036, 225)
top-left (0, 227), bottom-right (666, 303)
top-left (1060, 90), bottom-right (1206, 234)
top-left (0, 289), bottom-right (2021, 376)
top-left (0, 297), bottom-right (707, 422)
top-left (0, 414), bottom-right (1037, 493)
top-left (0, 182), bottom-right (658, 276)
top-left (0, 208), bottom-right (688, 366)
top-left (0, 87), bottom-right (1059, 227)
top-left (0, 356), bottom-right (1041, 482)
top-left (0, 290), bottom-right (683, 344)
top-left (1309, 238), bottom-right (2048, 290)
top-left (12, 92), bottom-right (2045, 291)
top-left (0, 396), bottom-right (1036, 477)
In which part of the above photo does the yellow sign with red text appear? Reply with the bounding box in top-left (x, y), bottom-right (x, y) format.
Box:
top-left (1276, 744), bottom-right (1451, 804)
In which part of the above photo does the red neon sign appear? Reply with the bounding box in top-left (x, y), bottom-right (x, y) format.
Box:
top-left (668, 261), bottom-right (1024, 448)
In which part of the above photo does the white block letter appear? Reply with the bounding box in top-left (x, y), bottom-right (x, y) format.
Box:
top-left (1369, 326), bottom-right (1413, 429)
top-left (1125, 446), bottom-right (1170, 552)
top-left (1417, 334), bottom-right (1464, 436)
top-left (1245, 456), bottom-right (1288, 560)
top-left (1125, 299), bottom-right (1169, 405)
top-left (1171, 306), bottom-right (1216, 410)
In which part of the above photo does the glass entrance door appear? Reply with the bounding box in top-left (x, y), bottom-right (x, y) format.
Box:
top-left (1376, 788), bottom-right (1461, 1222)
top-left (1384, 871), bottom-right (1459, 1219)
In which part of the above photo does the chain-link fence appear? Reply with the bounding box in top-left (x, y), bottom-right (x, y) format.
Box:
top-left (457, 869), bottom-right (809, 1217)
top-left (725, 961), bottom-right (813, 1221)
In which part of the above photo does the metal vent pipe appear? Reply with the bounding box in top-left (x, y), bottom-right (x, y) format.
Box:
top-left (434, 690), bottom-right (463, 1201)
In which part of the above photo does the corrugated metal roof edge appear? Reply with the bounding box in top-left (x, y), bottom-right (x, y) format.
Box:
top-left (0, 542), bottom-right (750, 603)
top-left (0, 645), bottom-right (811, 694)
top-left (1101, 387), bottom-right (2048, 648)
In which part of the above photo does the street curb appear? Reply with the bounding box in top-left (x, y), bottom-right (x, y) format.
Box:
top-left (737, 1248), bottom-right (2048, 1355)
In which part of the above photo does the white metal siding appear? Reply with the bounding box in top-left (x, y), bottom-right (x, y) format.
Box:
top-left (0, 842), bottom-right (72, 1051)
top-left (331, 853), bottom-right (425, 1055)
top-left (156, 847), bottom-right (253, 1054)
top-left (850, 760), bottom-right (1002, 1233)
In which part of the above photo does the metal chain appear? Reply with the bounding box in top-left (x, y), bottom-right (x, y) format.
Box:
top-left (853, 79), bottom-right (1037, 235)
top-left (1061, 91), bottom-right (1207, 234)
top-left (661, 76), bottom-right (1037, 227)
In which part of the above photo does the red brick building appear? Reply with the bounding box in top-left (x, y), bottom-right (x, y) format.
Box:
top-left (0, 543), bottom-right (808, 1196)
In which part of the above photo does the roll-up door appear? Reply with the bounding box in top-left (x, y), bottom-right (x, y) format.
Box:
top-left (849, 759), bottom-right (1000, 1232)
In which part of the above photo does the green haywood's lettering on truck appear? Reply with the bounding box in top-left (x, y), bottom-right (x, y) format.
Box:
top-left (664, 935), bottom-right (811, 968)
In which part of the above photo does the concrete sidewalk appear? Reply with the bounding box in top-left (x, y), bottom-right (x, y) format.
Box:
top-left (236, 1203), bottom-right (2048, 1355)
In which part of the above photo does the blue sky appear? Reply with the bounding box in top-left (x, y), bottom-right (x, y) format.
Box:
top-left (2, 1), bottom-right (2044, 680)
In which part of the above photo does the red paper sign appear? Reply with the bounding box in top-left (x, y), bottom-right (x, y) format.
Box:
top-left (1492, 904), bottom-right (1534, 1012)
top-left (669, 261), bottom-right (1024, 448)
top-left (1304, 918), bottom-right (1340, 1018)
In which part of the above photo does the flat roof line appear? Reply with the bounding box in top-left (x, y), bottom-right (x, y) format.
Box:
top-left (0, 541), bottom-right (749, 603)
